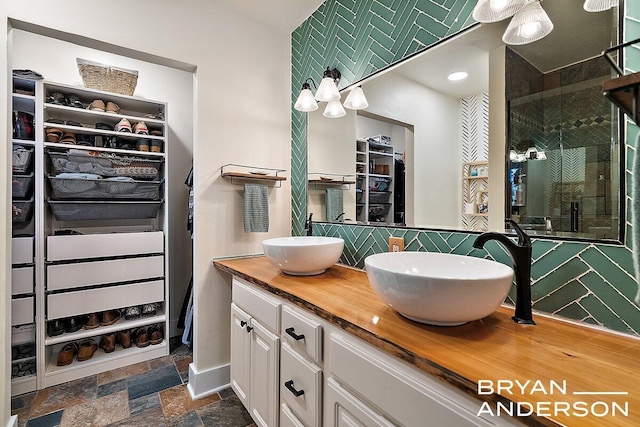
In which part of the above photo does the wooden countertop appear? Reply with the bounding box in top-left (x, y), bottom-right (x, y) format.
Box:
top-left (215, 256), bottom-right (640, 427)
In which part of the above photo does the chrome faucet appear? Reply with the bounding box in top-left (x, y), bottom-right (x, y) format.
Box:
top-left (472, 219), bottom-right (535, 325)
top-left (305, 213), bottom-right (313, 236)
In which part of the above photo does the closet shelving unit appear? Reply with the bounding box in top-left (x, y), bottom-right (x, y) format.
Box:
top-left (462, 161), bottom-right (489, 232)
top-left (10, 78), bottom-right (171, 393)
top-left (356, 137), bottom-right (394, 224)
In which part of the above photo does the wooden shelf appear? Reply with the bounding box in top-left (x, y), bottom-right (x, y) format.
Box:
top-left (603, 71), bottom-right (640, 126)
top-left (463, 175), bottom-right (488, 180)
top-left (221, 172), bottom-right (287, 181)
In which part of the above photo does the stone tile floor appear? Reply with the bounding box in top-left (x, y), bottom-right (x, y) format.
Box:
top-left (11, 339), bottom-right (255, 427)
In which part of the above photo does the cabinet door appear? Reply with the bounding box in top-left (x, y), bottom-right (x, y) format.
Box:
top-left (231, 303), bottom-right (252, 409)
top-left (325, 377), bottom-right (394, 427)
top-left (250, 319), bottom-right (280, 427)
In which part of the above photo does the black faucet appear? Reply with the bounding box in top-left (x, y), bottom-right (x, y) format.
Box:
top-left (472, 219), bottom-right (535, 325)
top-left (334, 212), bottom-right (345, 222)
top-left (305, 213), bottom-right (313, 236)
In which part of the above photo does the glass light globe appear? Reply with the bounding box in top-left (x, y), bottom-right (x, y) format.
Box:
top-left (323, 100), bottom-right (346, 118)
top-left (294, 88), bottom-right (318, 112)
top-left (343, 86), bottom-right (369, 110)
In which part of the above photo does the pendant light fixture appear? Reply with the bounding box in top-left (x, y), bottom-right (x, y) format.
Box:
top-left (583, 0), bottom-right (617, 12)
top-left (294, 80), bottom-right (318, 112)
top-left (343, 86), bottom-right (369, 110)
top-left (315, 67), bottom-right (341, 102)
top-left (502, 0), bottom-right (554, 46)
top-left (472, 0), bottom-right (527, 23)
top-left (323, 99), bottom-right (346, 118)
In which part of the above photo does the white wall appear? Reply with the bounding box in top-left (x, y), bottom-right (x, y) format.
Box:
top-left (362, 73), bottom-right (460, 228)
top-left (0, 0), bottom-right (292, 411)
top-left (11, 29), bottom-right (194, 338)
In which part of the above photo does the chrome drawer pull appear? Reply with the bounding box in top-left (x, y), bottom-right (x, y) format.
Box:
top-left (285, 327), bottom-right (305, 341)
top-left (285, 379), bottom-right (305, 397)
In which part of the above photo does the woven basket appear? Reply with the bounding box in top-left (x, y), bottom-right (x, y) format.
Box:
top-left (76, 58), bottom-right (138, 96)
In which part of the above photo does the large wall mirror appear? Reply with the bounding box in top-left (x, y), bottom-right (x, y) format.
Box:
top-left (307, 1), bottom-right (622, 242)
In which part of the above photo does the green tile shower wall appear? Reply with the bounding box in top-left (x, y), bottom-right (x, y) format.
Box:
top-left (291, 0), bottom-right (640, 336)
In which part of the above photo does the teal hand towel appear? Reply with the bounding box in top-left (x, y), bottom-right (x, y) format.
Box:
top-left (633, 132), bottom-right (640, 305)
top-left (244, 184), bottom-right (269, 232)
top-left (326, 188), bottom-right (344, 222)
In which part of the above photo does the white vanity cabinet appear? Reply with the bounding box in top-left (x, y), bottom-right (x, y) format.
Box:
top-left (231, 277), bottom-right (281, 427)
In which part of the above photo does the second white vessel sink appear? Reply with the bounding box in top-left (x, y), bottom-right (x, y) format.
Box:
top-left (365, 251), bottom-right (514, 326)
top-left (262, 236), bottom-right (344, 275)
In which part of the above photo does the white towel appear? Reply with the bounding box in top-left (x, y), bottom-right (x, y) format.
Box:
top-left (244, 184), bottom-right (269, 232)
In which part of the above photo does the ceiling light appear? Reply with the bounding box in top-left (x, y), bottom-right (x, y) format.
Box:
top-left (472, 0), bottom-right (527, 23)
top-left (448, 71), bottom-right (468, 81)
top-left (323, 99), bottom-right (346, 118)
top-left (502, 1), bottom-right (553, 45)
top-left (294, 81), bottom-right (318, 112)
top-left (583, 0), bottom-right (617, 12)
top-left (315, 67), bottom-right (341, 102)
top-left (343, 86), bottom-right (369, 110)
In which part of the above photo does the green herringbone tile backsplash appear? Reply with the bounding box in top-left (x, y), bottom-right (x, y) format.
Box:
top-left (291, 0), bottom-right (640, 336)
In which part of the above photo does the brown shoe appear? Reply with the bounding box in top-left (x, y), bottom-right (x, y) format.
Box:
top-left (99, 333), bottom-right (116, 353)
top-left (134, 328), bottom-right (150, 348)
top-left (118, 329), bottom-right (132, 349)
top-left (101, 310), bottom-right (121, 326)
top-left (85, 313), bottom-right (100, 329)
top-left (77, 339), bottom-right (98, 361)
top-left (148, 325), bottom-right (163, 345)
top-left (56, 342), bottom-right (78, 366)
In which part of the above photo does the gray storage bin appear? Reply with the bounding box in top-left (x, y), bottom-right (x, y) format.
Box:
top-left (48, 199), bottom-right (163, 221)
top-left (48, 151), bottom-right (163, 180)
top-left (12, 198), bottom-right (34, 223)
top-left (369, 203), bottom-right (391, 216)
top-left (12, 145), bottom-right (34, 173)
top-left (12, 173), bottom-right (34, 198)
top-left (369, 191), bottom-right (391, 203)
top-left (48, 175), bottom-right (162, 200)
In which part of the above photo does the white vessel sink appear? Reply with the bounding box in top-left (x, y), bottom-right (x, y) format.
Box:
top-left (262, 236), bottom-right (344, 275)
top-left (364, 252), bottom-right (514, 326)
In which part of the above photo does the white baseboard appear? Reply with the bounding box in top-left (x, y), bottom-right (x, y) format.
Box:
top-left (186, 362), bottom-right (230, 400)
top-left (6, 415), bottom-right (17, 427)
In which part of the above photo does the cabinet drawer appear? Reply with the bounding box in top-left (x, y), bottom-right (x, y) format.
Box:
top-left (282, 304), bottom-right (323, 365)
top-left (47, 279), bottom-right (164, 319)
top-left (280, 342), bottom-right (322, 427)
top-left (232, 277), bottom-right (280, 333)
top-left (329, 333), bottom-right (495, 427)
top-left (12, 267), bottom-right (34, 295)
top-left (12, 297), bottom-right (34, 327)
top-left (47, 231), bottom-right (164, 261)
top-left (325, 377), bottom-right (394, 427)
top-left (12, 237), bottom-right (33, 265)
top-left (47, 255), bottom-right (164, 291)
top-left (281, 403), bottom-right (305, 427)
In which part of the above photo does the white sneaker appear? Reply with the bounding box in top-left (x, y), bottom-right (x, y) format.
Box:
top-left (115, 118), bottom-right (132, 132)
top-left (133, 121), bottom-right (149, 135)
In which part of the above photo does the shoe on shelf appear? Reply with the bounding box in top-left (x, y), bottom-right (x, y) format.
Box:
top-left (133, 121), bottom-right (149, 135)
top-left (99, 333), bottom-right (116, 353)
top-left (59, 132), bottom-right (76, 144)
top-left (136, 138), bottom-right (150, 152)
top-left (87, 99), bottom-right (106, 112)
top-left (134, 328), bottom-right (150, 348)
top-left (56, 342), bottom-right (78, 366)
top-left (48, 92), bottom-right (67, 105)
top-left (148, 325), bottom-right (163, 345)
top-left (47, 319), bottom-right (65, 337)
top-left (67, 95), bottom-right (84, 109)
top-left (115, 118), bottom-right (132, 132)
top-left (64, 316), bottom-right (86, 334)
top-left (101, 310), bottom-right (122, 326)
top-left (85, 313), bottom-right (101, 329)
top-left (124, 306), bottom-right (141, 320)
top-left (141, 303), bottom-right (157, 317)
top-left (118, 329), bottom-right (132, 349)
top-left (105, 101), bottom-right (121, 114)
top-left (45, 127), bottom-right (63, 143)
top-left (77, 338), bottom-right (98, 361)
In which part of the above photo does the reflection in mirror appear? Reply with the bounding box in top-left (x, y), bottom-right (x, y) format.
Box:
top-left (306, 1), bottom-right (621, 241)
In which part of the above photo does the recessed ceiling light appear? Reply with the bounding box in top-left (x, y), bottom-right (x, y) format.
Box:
top-left (448, 71), bottom-right (468, 81)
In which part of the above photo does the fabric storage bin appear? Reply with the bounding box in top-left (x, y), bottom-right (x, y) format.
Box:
top-left (48, 175), bottom-right (162, 200)
top-left (369, 191), bottom-right (391, 203)
top-left (48, 199), bottom-right (163, 221)
top-left (369, 204), bottom-right (391, 216)
top-left (48, 151), bottom-right (162, 180)
top-left (12, 173), bottom-right (34, 198)
top-left (12, 145), bottom-right (33, 173)
top-left (12, 199), bottom-right (34, 224)
top-left (369, 177), bottom-right (391, 191)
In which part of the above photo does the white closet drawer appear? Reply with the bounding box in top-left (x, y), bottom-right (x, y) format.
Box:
top-left (12, 267), bottom-right (34, 295)
top-left (282, 304), bottom-right (323, 364)
top-left (47, 255), bottom-right (164, 291)
top-left (232, 277), bottom-right (280, 333)
top-left (280, 342), bottom-right (322, 427)
top-left (12, 237), bottom-right (33, 265)
top-left (12, 297), bottom-right (34, 326)
top-left (47, 279), bottom-right (164, 320)
top-left (47, 231), bottom-right (164, 261)
top-left (281, 403), bottom-right (305, 427)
